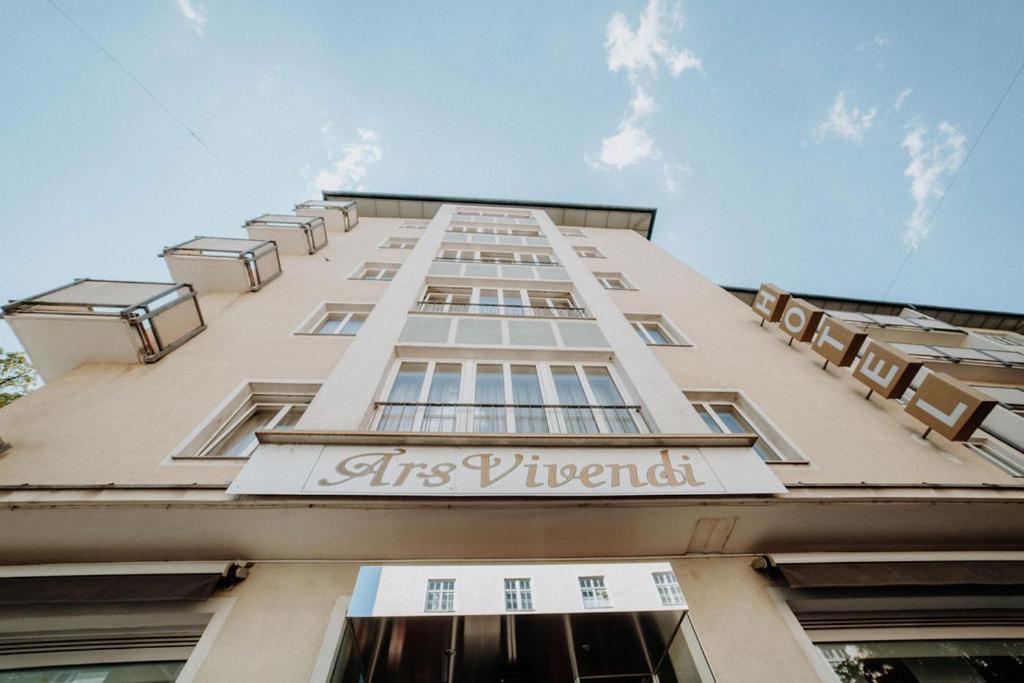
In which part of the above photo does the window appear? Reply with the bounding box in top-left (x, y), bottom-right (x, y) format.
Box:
top-left (354, 263), bottom-right (399, 280)
top-left (685, 390), bottom-right (805, 463)
top-left (560, 228), bottom-right (585, 238)
top-left (448, 224), bottom-right (541, 237)
top-left (375, 361), bottom-right (645, 434)
top-left (979, 332), bottom-right (1024, 347)
top-left (170, 382), bottom-right (320, 460)
top-left (417, 286), bottom-right (585, 318)
top-left (425, 579), bottom-right (455, 612)
top-left (436, 249), bottom-right (553, 264)
top-left (399, 220), bottom-right (429, 229)
top-left (626, 314), bottom-right (688, 346)
top-left (504, 578), bottom-right (533, 611)
top-left (573, 245), bottom-right (603, 258)
top-left (579, 576), bottom-right (610, 609)
top-left (594, 272), bottom-right (634, 290)
top-left (296, 303), bottom-right (373, 336)
top-left (652, 571), bottom-right (684, 606)
top-left (380, 236), bottom-right (418, 249)
top-left (817, 639), bottom-right (1024, 681)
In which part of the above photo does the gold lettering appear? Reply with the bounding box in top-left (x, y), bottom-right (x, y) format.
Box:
top-left (609, 463), bottom-right (646, 488)
top-left (646, 449), bottom-right (688, 487)
top-left (462, 453), bottom-right (523, 487)
top-left (546, 464), bottom-right (578, 488)
top-left (679, 455), bottom-right (705, 487)
top-left (318, 448), bottom-right (404, 487)
top-left (525, 455), bottom-right (543, 488)
top-left (393, 461), bottom-right (427, 486)
top-left (579, 463), bottom-right (605, 488)
top-left (418, 462), bottom-right (455, 487)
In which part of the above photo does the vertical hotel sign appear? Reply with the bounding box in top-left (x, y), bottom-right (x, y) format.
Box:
top-left (748, 282), bottom-right (998, 442)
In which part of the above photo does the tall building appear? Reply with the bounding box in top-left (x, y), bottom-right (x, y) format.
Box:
top-left (1, 193), bottom-right (1023, 682)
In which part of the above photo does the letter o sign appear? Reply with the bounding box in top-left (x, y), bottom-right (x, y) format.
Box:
top-left (778, 299), bottom-right (824, 343)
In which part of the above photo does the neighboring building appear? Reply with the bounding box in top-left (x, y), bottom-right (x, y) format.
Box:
top-left (1, 192), bottom-right (1023, 682)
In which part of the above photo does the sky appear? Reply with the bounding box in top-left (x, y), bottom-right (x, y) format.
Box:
top-left (1, 0), bottom-right (1023, 354)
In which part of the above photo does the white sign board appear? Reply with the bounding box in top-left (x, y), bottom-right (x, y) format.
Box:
top-left (227, 444), bottom-right (786, 496)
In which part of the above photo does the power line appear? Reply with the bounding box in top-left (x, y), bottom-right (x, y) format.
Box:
top-left (883, 58), bottom-right (1024, 298)
top-left (45, 0), bottom-right (272, 210)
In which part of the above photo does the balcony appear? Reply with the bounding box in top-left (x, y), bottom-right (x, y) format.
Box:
top-left (294, 200), bottom-right (358, 231)
top-left (1, 279), bottom-right (205, 381)
top-left (160, 237), bottom-right (281, 294)
top-left (826, 310), bottom-right (966, 345)
top-left (243, 214), bottom-right (327, 255)
top-left (372, 402), bottom-right (647, 434)
top-left (891, 341), bottom-right (1024, 383)
top-left (414, 301), bottom-right (589, 319)
top-left (434, 257), bottom-right (562, 267)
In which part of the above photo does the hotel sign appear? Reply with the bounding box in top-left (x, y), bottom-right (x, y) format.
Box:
top-left (227, 445), bottom-right (787, 497)
top-left (751, 282), bottom-right (998, 442)
top-left (906, 372), bottom-right (998, 441)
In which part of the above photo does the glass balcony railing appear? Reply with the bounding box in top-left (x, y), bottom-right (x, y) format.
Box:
top-left (891, 342), bottom-right (1024, 368)
top-left (414, 301), bottom-right (589, 318)
top-left (372, 402), bottom-right (646, 434)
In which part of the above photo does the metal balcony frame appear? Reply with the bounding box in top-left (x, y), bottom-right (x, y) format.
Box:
top-left (244, 215), bottom-right (328, 255)
top-left (413, 301), bottom-right (590, 318)
top-left (1, 279), bottom-right (206, 364)
top-left (160, 236), bottom-right (283, 292)
top-left (895, 343), bottom-right (1024, 369)
top-left (433, 257), bottom-right (562, 267)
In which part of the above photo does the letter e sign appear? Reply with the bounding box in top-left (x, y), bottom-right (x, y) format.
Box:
top-left (905, 372), bottom-right (998, 441)
top-left (851, 340), bottom-right (922, 399)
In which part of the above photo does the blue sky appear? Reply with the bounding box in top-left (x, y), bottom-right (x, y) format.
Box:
top-left (2, 0), bottom-right (1023, 353)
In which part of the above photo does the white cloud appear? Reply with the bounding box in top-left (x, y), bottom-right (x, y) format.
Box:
top-left (893, 87), bottom-right (912, 111)
top-left (814, 92), bottom-right (877, 143)
top-left (176, 0), bottom-right (208, 36)
top-left (901, 122), bottom-right (966, 248)
top-left (662, 161), bottom-right (691, 192)
top-left (308, 127), bottom-right (382, 195)
top-left (589, 1), bottom-right (699, 171)
top-left (874, 34), bottom-right (890, 47)
top-left (605, 0), bottom-right (703, 82)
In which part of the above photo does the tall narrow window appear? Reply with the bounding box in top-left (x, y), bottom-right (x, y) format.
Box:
top-left (552, 366), bottom-right (599, 433)
top-left (425, 579), bottom-right (455, 612)
top-left (652, 571), bottom-right (684, 606)
top-left (423, 364), bottom-right (461, 432)
top-left (579, 576), bottom-right (610, 609)
top-left (505, 578), bottom-right (533, 611)
top-left (479, 289), bottom-right (500, 315)
top-left (584, 367), bottom-right (638, 434)
top-left (512, 366), bottom-right (549, 433)
top-left (474, 364), bottom-right (507, 433)
top-left (378, 362), bottom-right (427, 431)
top-left (206, 407), bottom-right (280, 457)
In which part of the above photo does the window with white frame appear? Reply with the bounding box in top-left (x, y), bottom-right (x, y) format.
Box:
top-left (573, 245), bottom-right (604, 258)
top-left (626, 314), bottom-right (688, 346)
top-left (399, 220), bottom-right (429, 229)
top-left (504, 578), bottom-right (533, 611)
top-left (418, 286), bottom-right (585, 318)
top-left (374, 361), bottom-right (645, 434)
top-left (685, 390), bottom-right (803, 463)
top-left (172, 382), bottom-right (320, 459)
top-left (594, 272), bottom-right (634, 290)
top-left (447, 224), bottom-right (541, 237)
top-left (560, 228), bottom-right (585, 238)
top-left (436, 249), bottom-right (555, 264)
top-left (296, 303), bottom-right (373, 336)
top-left (424, 579), bottom-right (455, 612)
top-left (579, 576), bottom-right (610, 609)
top-left (977, 331), bottom-right (1024, 347)
top-left (455, 209), bottom-right (534, 221)
top-left (354, 263), bottom-right (399, 280)
top-left (652, 571), bottom-right (684, 606)
top-left (380, 236), bottom-right (418, 249)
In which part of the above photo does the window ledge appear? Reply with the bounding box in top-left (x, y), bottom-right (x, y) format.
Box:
top-left (256, 431), bottom-right (758, 448)
top-left (406, 309), bottom-right (597, 322)
top-left (765, 459), bottom-right (811, 466)
top-left (647, 342), bottom-right (693, 348)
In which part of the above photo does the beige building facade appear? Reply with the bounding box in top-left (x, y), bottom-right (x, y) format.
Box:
top-left (1, 192), bottom-right (1024, 681)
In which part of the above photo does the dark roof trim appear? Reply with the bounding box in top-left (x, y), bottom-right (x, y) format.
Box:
top-left (321, 190), bottom-right (657, 240)
top-left (724, 286), bottom-right (1024, 334)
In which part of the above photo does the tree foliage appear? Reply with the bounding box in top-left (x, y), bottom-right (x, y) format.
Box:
top-left (0, 346), bottom-right (36, 408)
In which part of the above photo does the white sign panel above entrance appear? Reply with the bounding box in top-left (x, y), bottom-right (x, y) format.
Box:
top-left (227, 444), bottom-right (787, 497)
